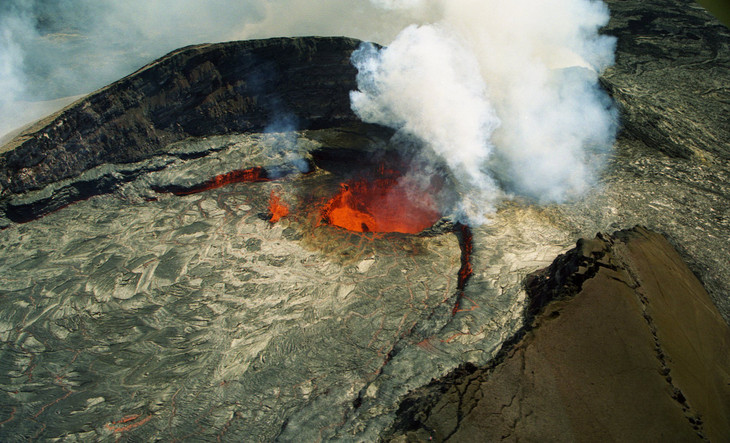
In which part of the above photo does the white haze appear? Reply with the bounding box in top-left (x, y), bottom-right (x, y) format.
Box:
top-left (351, 26), bottom-right (501, 223)
top-left (0, 0), bottom-right (617, 222)
top-left (0, 0), bottom-right (434, 139)
top-left (351, 0), bottom-right (618, 223)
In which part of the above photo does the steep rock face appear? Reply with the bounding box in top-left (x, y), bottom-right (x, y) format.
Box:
top-left (386, 227), bottom-right (730, 442)
top-left (0, 37), bottom-right (362, 196)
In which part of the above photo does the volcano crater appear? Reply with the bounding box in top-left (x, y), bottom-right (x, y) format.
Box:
top-left (0, 9), bottom-right (729, 439)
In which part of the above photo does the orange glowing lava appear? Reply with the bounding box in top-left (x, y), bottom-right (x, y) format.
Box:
top-left (452, 224), bottom-right (474, 316)
top-left (268, 191), bottom-right (289, 223)
top-left (171, 167), bottom-right (269, 195)
top-left (320, 170), bottom-right (441, 234)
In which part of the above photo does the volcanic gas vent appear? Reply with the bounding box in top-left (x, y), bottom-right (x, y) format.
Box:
top-left (319, 165), bottom-right (442, 234)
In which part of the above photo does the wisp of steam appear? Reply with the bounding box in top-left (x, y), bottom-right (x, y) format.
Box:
top-left (352, 0), bottom-right (618, 224)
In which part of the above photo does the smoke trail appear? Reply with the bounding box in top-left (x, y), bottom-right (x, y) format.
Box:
top-left (368, 0), bottom-right (427, 9)
top-left (352, 0), bottom-right (618, 223)
top-left (0, 0), bottom-right (263, 138)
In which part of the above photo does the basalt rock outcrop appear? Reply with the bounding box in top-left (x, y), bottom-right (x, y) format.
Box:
top-left (570, 0), bottom-right (730, 320)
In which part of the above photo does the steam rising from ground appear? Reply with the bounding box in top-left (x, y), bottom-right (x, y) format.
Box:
top-left (352, 0), bottom-right (618, 223)
top-left (1, 0), bottom-right (616, 223)
top-left (351, 27), bottom-right (501, 223)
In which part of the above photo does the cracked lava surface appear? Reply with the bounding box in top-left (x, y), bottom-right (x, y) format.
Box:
top-left (0, 131), bottom-right (570, 440)
top-left (5, 125), bottom-right (726, 440)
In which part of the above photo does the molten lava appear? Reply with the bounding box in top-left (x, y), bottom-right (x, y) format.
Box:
top-left (169, 167), bottom-right (269, 195)
top-left (452, 224), bottom-right (475, 316)
top-left (320, 170), bottom-right (441, 234)
top-left (268, 191), bottom-right (289, 223)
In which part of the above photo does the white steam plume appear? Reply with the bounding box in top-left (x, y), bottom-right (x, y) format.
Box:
top-left (0, 11), bottom-right (37, 140)
top-left (352, 0), bottom-right (618, 223)
top-left (1, 0), bottom-right (616, 221)
top-left (368, 0), bottom-right (427, 10)
top-left (351, 26), bottom-right (501, 223)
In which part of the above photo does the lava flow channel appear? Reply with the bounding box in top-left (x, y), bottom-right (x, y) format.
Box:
top-left (452, 223), bottom-right (475, 316)
top-left (160, 166), bottom-right (269, 196)
top-left (319, 171), bottom-right (441, 234)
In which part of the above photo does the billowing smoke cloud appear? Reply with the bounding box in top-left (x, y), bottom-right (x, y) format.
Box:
top-left (1, 7), bottom-right (41, 141)
top-left (352, 0), bottom-right (618, 223)
top-left (1, 0), bottom-right (616, 222)
top-left (351, 26), bottom-right (501, 223)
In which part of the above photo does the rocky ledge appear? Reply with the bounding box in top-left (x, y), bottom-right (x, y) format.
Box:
top-left (386, 226), bottom-right (730, 442)
top-left (0, 37), bottom-right (362, 198)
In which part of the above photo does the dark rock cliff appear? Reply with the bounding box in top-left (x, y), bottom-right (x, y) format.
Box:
top-left (1, 0), bottom-right (728, 225)
top-left (0, 37), bottom-right (362, 197)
